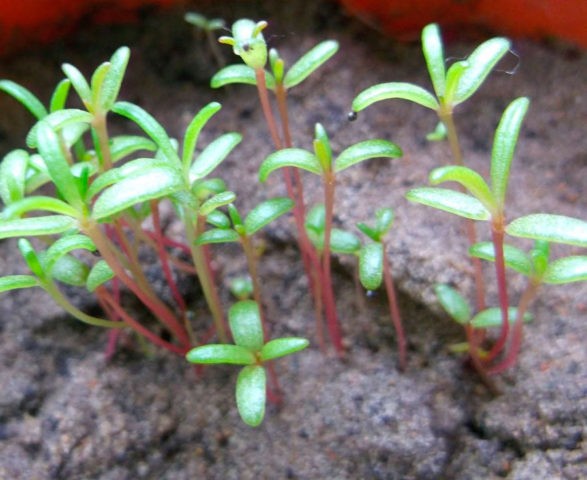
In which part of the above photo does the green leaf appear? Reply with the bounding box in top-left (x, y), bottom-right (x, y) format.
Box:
top-left (406, 187), bottom-right (491, 220)
top-left (206, 210), bottom-right (231, 229)
top-left (426, 121), bottom-right (447, 142)
top-left (236, 365), bottom-right (266, 427)
top-left (0, 80), bottom-right (48, 120)
top-left (244, 197), bottom-right (294, 235)
top-left (62, 63), bottom-right (92, 105)
top-left (27, 109), bottom-right (94, 148)
top-left (185, 344), bottom-right (256, 365)
top-left (429, 165), bottom-right (496, 213)
top-left (335, 139), bottom-right (402, 173)
top-left (92, 164), bottom-right (183, 220)
top-left (18, 239), bottom-right (45, 278)
top-left (196, 228), bottom-right (240, 245)
top-left (99, 46), bottom-right (130, 111)
top-left (90, 62), bottom-right (110, 110)
top-left (543, 256), bottom-right (587, 284)
top-left (86, 260), bottom-right (114, 292)
top-left (189, 132), bottom-right (242, 183)
top-left (43, 234), bottom-right (96, 273)
top-left (443, 60), bottom-right (468, 105)
top-left (182, 102), bottom-right (222, 172)
top-left (506, 214), bottom-right (587, 247)
top-left (471, 307), bottom-right (532, 329)
top-left (111, 101), bottom-right (177, 163)
top-left (229, 276), bottom-right (254, 300)
top-left (2, 196), bottom-right (79, 219)
top-left (284, 40), bottom-right (339, 89)
top-left (192, 177), bottom-right (227, 200)
top-left (453, 37), bottom-right (511, 105)
top-left (330, 228), bottom-right (361, 255)
top-left (351, 82), bottom-right (439, 112)
top-left (259, 148), bottom-right (322, 182)
top-left (0, 275), bottom-right (39, 293)
top-left (211, 64), bottom-right (276, 89)
top-left (35, 122), bottom-right (84, 209)
top-left (199, 191), bottom-right (237, 216)
top-left (260, 337), bottom-right (310, 362)
top-left (359, 242), bottom-right (384, 290)
top-left (0, 215), bottom-right (77, 239)
top-left (0, 149), bottom-right (28, 204)
top-left (49, 79), bottom-right (72, 113)
top-left (356, 222), bottom-right (379, 243)
top-left (469, 242), bottom-right (532, 276)
top-left (491, 97), bottom-right (530, 207)
top-left (375, 208), bottom-right (394, 236)
top-left (109, 135), bottom-right (157, 163)
top-left (229, 300), bottom-right (264, 351)
top-left (421, 23), bottom-right (446, 98)
top-left (49, 254), bottom-right (90, 287)
top-left (435, 284), bottom-right (471, 325)
top-left (305, 204), bottom-right (325, 232)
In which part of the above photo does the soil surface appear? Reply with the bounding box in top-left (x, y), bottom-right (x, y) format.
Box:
top-left (0, 1), bottom-right (586, 479)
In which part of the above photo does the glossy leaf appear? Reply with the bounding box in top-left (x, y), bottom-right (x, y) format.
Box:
top-left (49, 79), bottom-right (72, 112)
top-left (17, 239), bottom-right (44, 278)
top-left (189, 132), bottom-right (242, 183)
top-left (195, 228), bottom-right (240, 245)
top-left (236, 365), bottom-right (266, 427)
top-left (110, 135), bottom-right (157, 163)
top-left (443, 61), bottom-right (468, 106)
top-left (244, 197), bottom-right (294, 235)
top-left (185, 344), bottom-right (256, 365)
top-left (506, 214), bottom-right (587, 247)
top-left (491, 97), bottom-right (530, 207)
top-left (43, 234), bottom-right (96, 273)
top-left (0, 215), bottom-right (77, 239)
top-left (0, 149), bottom-right (28, 204)
top-left (453, 37), bottom-right (511, 105)
top-left (259, 148), bottom-right (322, 181)
top-left (284, 40), bottom-right (339, 89)
top-left (435, 284), bottom-right (471, 325)
top-left (471, 307), bottom-right (532, 329)
top-left (210, 64), bottom-right (276, 89)
top-left (305, 204), bottom-right (325, 232)
top-left (92, 164), bottom-right (183, 220)
top-left (49, 254), bottom-right (90, 287)
top-left (375, 208), bottom-right (395, 236)
top-left (27, 109), bottom-right (93, 148)
top-left (0, 80), bottom-right (48, 120)
top-left (86, 260), bottom-right (114, 292)
top-left (229, 300), bottom-right (264, 351)
top-left (62, 63), bottom-right (92, 105)
top-left (356, 222), bottom-right (379, 243)
top-left (421, 24), bottom-right (446, 98)
top-left (206, 210), bottom-right (231, 229)
top-left (406, 187), bottom-right (491, 220)
top-left (429, 165), bottom-right (495, 213)
top-left (352, 82), bottom-right (439, 112)
top-left (1, 196), bottom-right (78, 220)
top-left (0, 275), bottom-right (39, 293)
top-left (469, 242), bottom-right (532, 277)
top-left (200, 191), bottom-right (237, 216)
top-left (543, 256), bottom-right (587, 284)
top-left (330, 228), bottom-right (361, 254)
top-left (335, 139), bottom-right (402, 173)
top-left (192, 177), bottom-right (227, 200)
top-left (230, 276), bottom-right (254, 300)
top-left (182, 102), bottom-right (221, 171)
top-left (260, 337), bottom-right (309, 361)
top-left (90, 62), bottom-right (110, 109)
top-left (111, 101), bottom-right (177, 162)
top-left (359, 242), bottom-right (384, 290)
top-left (99, 46), bottom-right (130, 111)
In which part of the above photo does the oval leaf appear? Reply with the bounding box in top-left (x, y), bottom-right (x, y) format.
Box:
top-left (195, 228), bottom-right (240, 245)
top-left (506, 214), bottom-right (587, 247)
top-left (27, 109), bottom-right (93, 148)
top-left (211, 64), bottom-right (275, 89)
top-left (244, 197), bottom-right (294, 235)
top-left (189, 132), bottom-right (242, 183)
top-left (543, 256), bottom-right (587, 284)
top-left (335, 139), bottom-right (402, 173)
top-left (0, 215), bottom-right (77, 239)
top-left (186, 344), bottom-right (256, 365)
top-left (330, 228), bottom-right (361, 255)
top-left (110, 135), bottom-right (157, 163)
top-left (469, 242), bottom-right (532, 277)
top-left (471, 307), bottom-right (532, 329)
top-left (352, 82), bottom-right (439, 113)
top-left (284, 40), bottom-right (339, 89)
top-left (429, 165), bottom-right (495, 213)
top-left (259, 148), bottom-right (321, 181)
top-left (435, 284), bottom-right (471, 325)
top-left (236, 365), bottom-right (266, 427)
top-left (406, 187), bottom-right (491, 221)
top-left (86, 260), bottom-right (115, 292)
top-left (229, 300), bottom-right (264, 351)
top-left (260, 337), bottom-right (310, 362)
top-left (0, 149), bottom-right (29, 205)
top-left (421, 24), bottom-right (446, 98)
top-left (49, 254), bottom-right (90, 287)
top-left (359, 242), bottom-right (384, 290)
top-left (43, 234), bottom-right (96, 273)
top-left (199, 191), bottom-right (237, 216)
top-left (0, 275), bottom-right (39, 293)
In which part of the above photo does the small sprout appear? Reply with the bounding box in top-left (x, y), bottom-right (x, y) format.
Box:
top-left (219, 19), bottom-right (269, 70)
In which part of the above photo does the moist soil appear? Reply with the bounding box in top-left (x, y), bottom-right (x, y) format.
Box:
top-left (0, 1), bottom-right (586, 479)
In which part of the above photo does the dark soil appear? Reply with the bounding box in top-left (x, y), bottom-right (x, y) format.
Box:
top-left (0, 1), bottom-right (586, 479)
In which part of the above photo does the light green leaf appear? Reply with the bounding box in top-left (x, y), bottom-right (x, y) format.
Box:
top-left (236, 365), bottom-right (266, 427)
top-left (351, 82), bottom-right (439, 112)
top-left (17, 239), bottom-right (44, 278)
top-left (189, 132), bottom-right (242, 183)
top-left (185, 344), bottom-right (256, 365)
top-left (506, 214), bottom-right (587, 247)
top-left (27, 109), bottom-right (93, 148)
top-left (335, 139), bottom-right (402, 173)
top-left (491, 97), bottom-right (530, 207)
top-left (110, 135), bottom-right (157, 163)
top-left (199, 191), bottom-right (237, 216)
top-left (260, 337), bottom-right (309, 362)
top-left (195, 228), bottom-right (240, 245)
top-left (49, 79), bottom-right (72, 112)
top-left (49, 254), bottom-right (89, 287)
top-left (92, 164), bottom-right (183, 220)
top-left (0, 215), bottom-right (77, 239)
top-left (359, 242), bottom-right (384, 290)
top-left (0, 275), bottom-right (39, 293)
top-left (182, 102), bottom-right (222, 172)
top-left (0, 80), bottom-right (48, 120)
top-left (43, 234), bottom-right (96, 273)
top-left (330, 228), bottom-right (361, 255)
top-left (210, 64), bottom-right (276, 89)
top-left (2, 196), bottom-right (79, 219)
top-left (229, 300), bottom-right (264, 351)
top-left (0, 149), bottom-right (28, 204)
top-left (244, 197), bottom-right (294, 235)
top-left (444, 60), bottom-right (468, 106)
top-left (99, 46), bottom-right (130, 111)
top-left (453, 37), bottom-right (511, 105)
top-left (543, 256), bottom-right (587, 284)
top-left (206, 210), bottom-right (231, 229)
top-left (406, 187), bottom-right (491, 221)
top-left (259, 148), bottom-right (322, 181)
top-left (435, 284), bottom-right (471, 325)
top-left (469, 242), bottom-right (532, 276)
top-left (471, 307), bottom-right (532, 329)
top-left (86, 260), bottom-right (114, 292)
top-left (375, 208), bottom-right (394, 236)
top-left (62, 63), bottom-right (92, 105)
top-left (284, 40), bottom-right (339, 89)
top-left (421, 23), bottom-right (446, 98)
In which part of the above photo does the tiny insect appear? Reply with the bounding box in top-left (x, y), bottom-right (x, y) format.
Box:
top-left (347, 111), bottom-right (358, 122)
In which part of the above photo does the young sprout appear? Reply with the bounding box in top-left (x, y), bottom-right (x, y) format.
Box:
top-left (184, 12), bottom-right (227, 68)
top-left (186, 300), bottom-right (309, 426)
